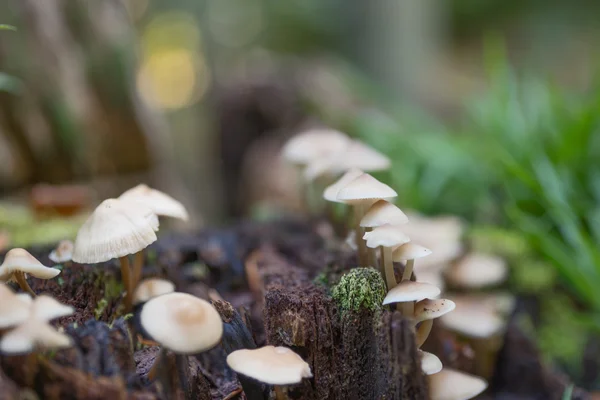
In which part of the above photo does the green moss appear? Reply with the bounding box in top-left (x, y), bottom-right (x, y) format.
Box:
top-left (331, 267), bottom-right (386, 313)
top-left (94, 298), bottom-right (108, 320)
top-left (313, 271), bottom-right (329, 288)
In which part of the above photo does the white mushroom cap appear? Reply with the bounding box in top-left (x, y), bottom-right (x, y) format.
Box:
top-left (31, 295), bottom-right (74, 321)
top-left (282, 128), bottom-right (350, 165)
top-left (383, 281), bottom-right (440, 305)
top-left (133, 278), bottom-right (176, 305)
top-left (72, 198), bottom-right (159, 264)
top-left (323, 168), bottom-right (364, 203)
top-left (337, 174), bottom-right (397, 205)
top-left (414, 299), bottom-right (456, 322)
top-left (0, 320), bottom-right (72, 354)
top-left (330, 140), bottom-right (391, 172)
top-left (440, 297), bottom-right (505, 338)
top-left (119, 184), bottom-right (189, 221)
top-left (227, 345), bottom-right (313, 385)
top-left (49, 240), bottom-right (74, 264)
top-left (420, 350), bottom-right (442, 375)
top-left (0, 248), bottom-right (61, 281)
top-left (416, 269), bottom-right (445, 294)
top-left (363, 224), bottom-right (410, 248)
top-left (446, 253), bottom-right (507, 289)
top-left (303, 157), bottom-right (339, 182)
top-left (140, 292), bottom-right (223, 354)
top-left (360, 200), bottom-right (409, 228)
top-left (16, 293), bottom-right (32, 305)
top-left (429, 368), bottom-right (487, 400)
top-left (0, 283), bottom-right (30, 328)
top-left (392, 243), bottom-right (432, 261)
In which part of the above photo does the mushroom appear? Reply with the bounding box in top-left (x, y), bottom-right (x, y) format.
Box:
top-left (392, 243), bottom-right (433, 315)
top-left (360, 200), bottom-right (409, 269)
top-left (133, 278), bottom-right (175, 306)
top-left (323, 168), bottom-right (364, 203)
top-left (49, 240), bottom-right (74, 264)
top-left (337, 174), bottom-right (397, 267)
top-left (282, 128), bottom-right (350, 166)
top-left (0, 283), bottom-right (31, 328)
top-left (414, 298), bottom-right (456, 347)
top-left (363, 224), bottom-right (410, 291)
top-left (419, 350), bottom-right (442, 375)
top-left (382, 280), bottom-right (441, 317)
top-left (227, 345), bottom-right (312, 400)
top-left (140, 292), bottom-right (223, 387)
top-left (428, 368), bottom-right (487, 400)
top-left (0, 248), bottom-right (61, 296)
top-left (445, 253), bottom-right (507, 289)
top-left (72, 198), bottom-right (159, 310)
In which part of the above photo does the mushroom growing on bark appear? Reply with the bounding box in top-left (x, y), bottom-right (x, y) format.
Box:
top-left (0, 248), bottom-right (61, 296)
top-left (391, 243), bottom-right (432, 315)
top-left (72, 198), bottom-right (159, 310)
top-left (419, 350), bottom-right (443, 375)
top-left (363, 224), bottom-right (410, 291)
top-left (428, 368), bottom-right (487, 400)
top-left (227, 345), bottom-right (313, 400)
top-left (414, 298), bottom-right (456, 347)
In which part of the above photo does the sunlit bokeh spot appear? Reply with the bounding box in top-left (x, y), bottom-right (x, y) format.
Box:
top-left (142, 11), bottom-right (202, 53)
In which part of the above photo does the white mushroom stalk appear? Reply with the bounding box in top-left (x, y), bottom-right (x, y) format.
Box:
top-left (0, 248), bottom-right (61, 296)
top-left (363, 224), bottom-right (410, 291)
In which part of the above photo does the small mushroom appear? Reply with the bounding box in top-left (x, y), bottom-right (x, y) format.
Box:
top-left (383, 281), bottom-right (440, 306)
top-left (0, 283), bottom-right (31, 328)
top-left (30, 295), bottom-right (74, 321)
top-left (419, 350), bottom-right (442, 375)
top-left (140, 292), bottom-right (223, 387)
top-left (446, 253), bottom-right (507, 289)
top-left (49, 240), bottom-right (74, 264)
top-left (414, 298), bottom-right (456, 348)
top-left (428, 368), bottom-right (487, 400)
top-left (363, 224), bottom-right (410, 291)
top-left (133, 278), bottom-right (175, 306)
top-left (440, 297), bottom-right (505, 339)
top-left (227, 345), bottom-right (312, 400)
top-left (282, 128), bottom-right (350, 166)
top-left (119, 184), bottom-right (189, 221)
top-left (337, 174), bottom-right (397, 267)
top-left (72, 198), bottom-right (159, 310)
top-left (0, 248), bottom-right (61, 296)
top-left (322, 168), bottom-right (364, 203)
top-left (392, 243), bottom-right (433, 315)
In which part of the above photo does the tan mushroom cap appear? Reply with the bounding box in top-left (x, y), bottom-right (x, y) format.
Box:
top-left (133, 278), bottom-right (176, 305)
top-left (323, 168), bottom-right (364, 203)
top-left (363, 224), bottom-right (410, 248)
top-left (0, 248), bottom-right (61, 281)
top-left (383, 281), bottom-right (441, 305)
top-left (420, 350), bottom-right (442, 375)
top-left (414, 299), bottom-right (456, 322)
top-left (0, 320), bottom-right (72, 354)
top-left (140, 292), bottom-right (223, 354)
top-left (446, 253), bottom-right (507, 288)
top-left (336, 173), bottom-right (397, 205)
top-left (360, 200), bottom-right (409, 228)
top-left (392, 243), bottom-right (432, 262)
top-left (227, 345), bottom-right (313, 385)
top-left (49, 240), bottom-right (74, 264)
top-left (282, 128), bottom-right (350, 165)
top-left (120, 184), bottom-right (189, 221)
top-left (72, 198), bottom-right (159, 264)
top-left (429, 368), bottom-right (487, 400)
top-left (0, 283), bottom-right (30, 328)
top-left (31, 295), bottom-right (74, 321)
top-left (440, 298), bottom-right (505, 338)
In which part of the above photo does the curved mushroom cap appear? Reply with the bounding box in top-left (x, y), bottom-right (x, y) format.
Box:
top-left (440, 298), bottom-right (505, 338)
top-left (0, 283), bottom-right (30, 328)
top-left (72, 198), bottom-right (159, 264)
top-left (363, 224), bottom-right (410, 248)
top-left (333, 140), bottom-right (391, 172)
top-left (140, 292), bottom-right (223, 354)
top-left (337, 174), bottom-right (397, 205)
top-left (49, 240), bottom-right (74, 263)
top-left (0, 320), bottom-right (72, 354)
top-left (446, 253), bottom-right (507, 289)
top-left (282, 128), bottom-right (350, 165)
top-left (227, 345), bottom-right (313, 385)
top-left (420, 350), bottom-right (442, 375)
top-left (383, 281), bottom-right (440, 305)
top-left (414, 299), bottom-right (455, 322)
top-left (360, 200), bottom-right (409, 228)
top-left (120, 184), bottom-right (189, 221)
top-left (323, 168), bottom-right (365, 203)
top-left (133, 278), bottom-right (176, 305)
top-left (429, 368), bottom-right (487, 400)
top-left (392, 243), bottom-right (432, 262)
top-left (31, 295), bottom-right (74, 321)
top-left (0, 248), bottom-right (61, 281)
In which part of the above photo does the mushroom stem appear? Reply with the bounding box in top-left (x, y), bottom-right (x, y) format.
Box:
top-left (147, 347), bottom-right (165, 382)
top-left (118, 256), bottom-right (133, 311)
top-left (353, 204), bottom-right (368, 266)
top-left (132, 251), bottom-right (144, 289)
top-left (402, 259), bottom-right (415, 281)
top-left (274, 385), bottom-right (287, 400)
top-left (380, 246), bottom-right (396, 292)
top-left (365, 227), bottom-right (378, 268)
top-left (416, 319), bottom-right (433, 348)
top-left (14, 271), bottom-right (36, 297)
top-left (400, 259), bottom-right (415, 316)
top-left (175, 354), bottom-right (191, 398)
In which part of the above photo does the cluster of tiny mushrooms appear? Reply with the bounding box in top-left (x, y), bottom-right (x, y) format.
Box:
top-left (0, 129), bottom-right (509, 400)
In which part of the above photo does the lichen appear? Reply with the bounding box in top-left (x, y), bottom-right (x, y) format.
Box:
top-left (331, 267), bottom-right (386, 313)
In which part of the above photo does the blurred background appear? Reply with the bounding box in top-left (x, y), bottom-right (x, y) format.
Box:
top-left (1, 0), bottom-right (600, 390)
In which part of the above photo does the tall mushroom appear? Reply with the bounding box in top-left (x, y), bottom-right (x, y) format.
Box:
top-left (363, 224), bottom-right (410, 291)
top-left (337, 174), bottom-right (397, 267)
top-left (391, 243), bottom-right (433, 315)
top-left (72, 198), bottom-right (159, 310)
top-left (227, 345), bottom-right (313, 400)
top-left (0, 248), bottom-right (61, 296)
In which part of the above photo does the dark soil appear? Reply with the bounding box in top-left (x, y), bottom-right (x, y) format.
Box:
top-left (0, 218), bottom-right (590, 399)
